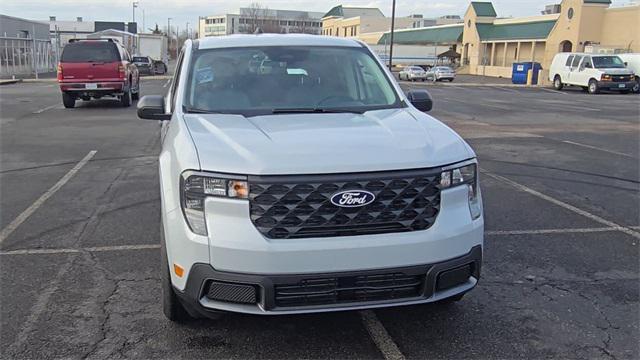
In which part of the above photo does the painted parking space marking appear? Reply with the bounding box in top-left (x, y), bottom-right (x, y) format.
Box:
top-left (0, 244), bottom-right (160, 256)
top-left (33, 104), bottom-right (60, 114)
top-left (360, 310), bottom-right (406, 360)
top-left (562, 140), bottom-right (634, 158)
top-left (485, 227), bottom-right (623, 236)
top-left (163, 79), bottom-right (171, 88)
top-left (484, 172), bottom-right (640, 240)
top-left (0, 150), bottom-right (97, 245)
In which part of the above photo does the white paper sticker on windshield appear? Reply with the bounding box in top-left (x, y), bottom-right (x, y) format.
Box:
top-left (196, 67), bottom-right (214, 84)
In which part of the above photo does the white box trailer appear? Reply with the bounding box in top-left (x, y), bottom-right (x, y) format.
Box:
top-left (137, 33), bottom-right (168, 74)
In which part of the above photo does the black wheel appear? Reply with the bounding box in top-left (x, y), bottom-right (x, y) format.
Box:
top-left (588, 79), bottom-right (599, 94)
top-left (132, 82), bottom-right (140, 101)
top-left (161, 222), bottom-right (191, 322)
top-left (553, 75), bottom-right (563, 90)
top-left (120, 86), bottom-right (132, 107)
top-left (633, 77), bottom-right (640, 93)
top-left (448, 78), bottom-right (454, 82)
top-left (62, 92), bottom-right (76, 108)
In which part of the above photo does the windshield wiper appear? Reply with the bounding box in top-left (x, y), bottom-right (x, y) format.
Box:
top-left (183, 107), bottom-right (226, 114)
top-left (272, 107), bottom-right (364, 114)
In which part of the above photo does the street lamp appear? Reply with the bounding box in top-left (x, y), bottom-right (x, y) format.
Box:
top-left (388, 0), bottom-right (396, 70)
top-left (132, 1), bottom-right (139, 23)
top-left (167, 17), bottom-right (172, 59)
top-left (186, 22), bottom-right (190, 40)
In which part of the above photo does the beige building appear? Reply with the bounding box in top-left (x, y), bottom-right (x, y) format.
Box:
top-left (376, 0), bottom-right (639, 81)
top-left (321, 5), bottom-right (414, 38)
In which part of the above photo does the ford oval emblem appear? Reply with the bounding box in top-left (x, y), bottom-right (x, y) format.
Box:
top-left (330, 190), bottom-right (376, 208)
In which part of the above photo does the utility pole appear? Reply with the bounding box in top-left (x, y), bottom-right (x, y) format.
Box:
top-left (132, 1), bottom-right (139, 23)
top-left (167, 17), bottom-right (172, 59)
top-left (388, 0), bottom-right (396, 70)
top-left (142, 9), bottom-right (145, 33)
top-left (186, 22), bottom-right (190, 40)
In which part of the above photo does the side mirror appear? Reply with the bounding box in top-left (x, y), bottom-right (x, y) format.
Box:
top-left (406, 89), bottom-right (433, 112)
top-left (137, 95), bottom-right (171, 120)
top-left (624, 62), bottom-right (628, 66)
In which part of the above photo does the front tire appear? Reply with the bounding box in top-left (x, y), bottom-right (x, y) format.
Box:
top-left (62, 92), bottom-right (76, 108)
top-left (588, 79), bottom-right (600, 94)
top-left (161, 222), bottom-right (190, 322)
top-left (553, 75), bottom-right (563, 90)
top-left (132, 82), bottom-right (140, 101)
top-left (632, 77), bottom-right (639, 93)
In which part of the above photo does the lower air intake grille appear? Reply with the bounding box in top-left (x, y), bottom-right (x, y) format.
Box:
top-left (206, 281), bottom-right (257, 304)
top-left (274, 271), bottom-right (425, 308)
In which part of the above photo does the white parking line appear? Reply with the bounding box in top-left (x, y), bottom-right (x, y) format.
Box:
top-left (0, 244), bottom-right (160, 255)
top-left (360, 310), bottom-right (406, 360)
top-left (485, 227), bottom-right (622, 236)
top-left (562, 140), bottom-right (634, 158)
top-left (540, 88), bottom-right (567, 95)
top-left (33, 104), bottom-right (60, 114)
top-left (0, 150), bottom-right (97, 245)
top-left (484, 172), bottom-right (640, 240)
top-left (163, 79), bottom-right (171, 88)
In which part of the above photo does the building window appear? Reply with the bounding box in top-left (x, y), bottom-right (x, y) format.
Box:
top-left (567, 8), bottom-right (574, 20)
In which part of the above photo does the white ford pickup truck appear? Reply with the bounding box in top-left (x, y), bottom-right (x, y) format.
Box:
top-left (137, 34), bottom-right (484, 321)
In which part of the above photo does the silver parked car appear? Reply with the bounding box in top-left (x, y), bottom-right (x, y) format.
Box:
top-left (427, 66), bottom-right (456, 82)
top-left (399, 66), bottom-right (427, 81)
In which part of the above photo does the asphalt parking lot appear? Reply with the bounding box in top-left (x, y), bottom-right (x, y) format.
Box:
top-left (1, 79), bottom-right (638, 359)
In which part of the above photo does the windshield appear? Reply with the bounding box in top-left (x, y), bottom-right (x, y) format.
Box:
top-left (133, 57), bottom-right (149, 63)
top-left (61, 42), bottom-right (120, 63)
top-left (410, 66), bottom-right (424, 71)
top-left (435, 67), bottom-right (452, 71)
top-left (184, 46), bottom-right (402, 116)
top-left (592, 56), bottom-right (625, 69)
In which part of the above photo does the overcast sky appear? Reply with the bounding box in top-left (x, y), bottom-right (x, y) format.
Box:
top-left (0, 0), bottom-right (632, 34)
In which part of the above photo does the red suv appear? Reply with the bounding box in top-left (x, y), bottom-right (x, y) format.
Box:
top-left (57, 39), bottom-right (140, 108)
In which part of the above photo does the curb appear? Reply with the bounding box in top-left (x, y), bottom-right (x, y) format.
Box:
top-left (398, 80), bottom-right (540, 88)
top-left (0, 79), bottom-right (23, 85)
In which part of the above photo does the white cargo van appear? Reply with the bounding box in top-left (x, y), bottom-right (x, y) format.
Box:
top-left (548, 52), bottom-right (635, 94)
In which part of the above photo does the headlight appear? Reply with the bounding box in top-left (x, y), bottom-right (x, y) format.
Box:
top-left (180, 171), bottom-right (248, 236)
top-left (440, 162), bottom-right (482, 220)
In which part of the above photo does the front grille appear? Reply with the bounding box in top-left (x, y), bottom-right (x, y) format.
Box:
top-left (274, 271), bottom-right (425, 307)
top-left (612, 75), bottom-right (631, 82)
top-left (248, 169), bottom-right (441, 239)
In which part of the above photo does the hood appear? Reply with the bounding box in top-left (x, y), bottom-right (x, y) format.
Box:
top-left (601, 68), bottom-right (633, 75)
top-left (183, 108), bottom-right (473, 175)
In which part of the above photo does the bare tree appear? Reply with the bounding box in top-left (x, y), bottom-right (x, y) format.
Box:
top-left (242, 3), bottom-right (282, 34)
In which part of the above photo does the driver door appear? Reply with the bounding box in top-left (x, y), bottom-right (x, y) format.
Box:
top-left (573, 56), bottom-right (592, 86)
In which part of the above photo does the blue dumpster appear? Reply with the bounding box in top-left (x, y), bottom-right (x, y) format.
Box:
top-left (512, 62), bottom-right (542, 84)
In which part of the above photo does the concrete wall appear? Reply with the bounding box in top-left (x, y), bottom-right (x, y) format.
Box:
top-left (599, 5), bottom-right (640, 50)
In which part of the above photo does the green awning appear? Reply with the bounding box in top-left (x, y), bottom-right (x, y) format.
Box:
top-left (471, 2), bottom-right (497, 17)
top-left (476, 20), bottom-right (557, 41)
top-left (323, 5), bottom-right (343, 18)
top-left (377, 25), bottom-right (463, 45)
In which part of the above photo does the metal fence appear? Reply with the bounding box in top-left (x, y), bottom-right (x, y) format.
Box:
top-left (0, 35), bottom-right (56, 78)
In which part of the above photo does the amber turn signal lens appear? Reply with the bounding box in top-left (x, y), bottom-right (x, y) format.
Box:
top-left (173, 264), bottom-right (184, 278)
top-left (228, 180), bottom-right (249, 199)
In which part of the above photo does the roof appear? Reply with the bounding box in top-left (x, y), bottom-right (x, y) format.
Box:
top-left (471, 2), bottom-right (497, 17)
top-left (196, 34), bottom-right (362, 49)
top-left (476, 20), bottom-right (557, 41)
top-left (323, 5), bottom-right (385, 18)
top-left (584, 0), bottom-right (612, 4)
top-left (377, 24), bottom-right (464, 45)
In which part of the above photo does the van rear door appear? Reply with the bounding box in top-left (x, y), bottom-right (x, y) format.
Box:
top-left (59, 41), bottom-right (122, 82)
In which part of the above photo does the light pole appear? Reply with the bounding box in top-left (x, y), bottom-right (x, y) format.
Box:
top-left (167, 17), bottom-right (172, 58)
top-left (388, 0), bottom-right (396, 70)
top-left (132, 1), bottom-right (139, 23)
top-left (186, 22), bottom-right (190, 40)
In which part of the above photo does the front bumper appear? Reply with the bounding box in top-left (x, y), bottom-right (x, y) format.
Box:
top-left (175, 245), bottom-right (482, 317)
top-left (598, 81), bottom-right (636, 91)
